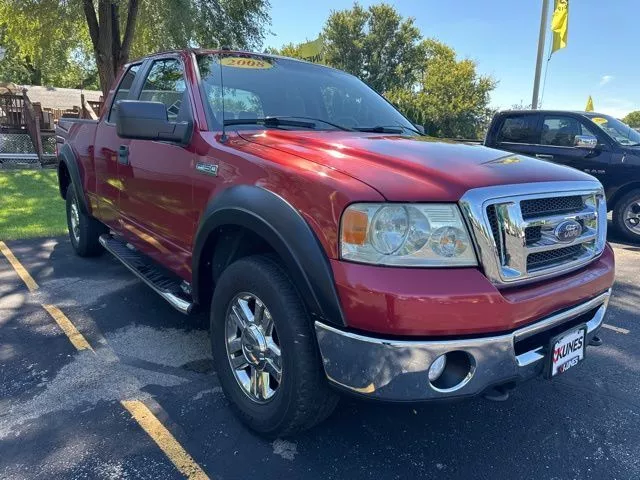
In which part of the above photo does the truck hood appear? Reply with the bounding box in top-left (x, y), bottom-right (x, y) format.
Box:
top-left (240, 130), bottom-right (596, 201)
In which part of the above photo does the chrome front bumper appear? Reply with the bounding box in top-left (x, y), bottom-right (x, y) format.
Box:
top-left (315, 290), bottom-right (611, 401)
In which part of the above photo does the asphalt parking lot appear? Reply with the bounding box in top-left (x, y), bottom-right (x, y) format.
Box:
top-left (1, 230), bottom-right (639, 480)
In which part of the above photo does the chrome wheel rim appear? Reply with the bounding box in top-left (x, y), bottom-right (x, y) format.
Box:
top-left (623, 199), bottom-right (640, 233)
top-left (225, 293), bottom-right (282, 403)
top-left (70, 201), bottom-right (80, 243)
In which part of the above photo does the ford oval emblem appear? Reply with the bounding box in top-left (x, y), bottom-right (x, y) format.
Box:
top-left (554, 220), bottom-right (582, 243)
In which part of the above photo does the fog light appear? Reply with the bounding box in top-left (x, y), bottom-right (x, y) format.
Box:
top-left (428, 354), bottom-right (447, 382)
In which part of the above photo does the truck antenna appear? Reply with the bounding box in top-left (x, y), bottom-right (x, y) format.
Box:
top-left (218, 53), bottom-right (228, 143)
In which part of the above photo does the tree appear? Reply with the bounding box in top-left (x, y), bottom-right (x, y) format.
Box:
top-left (323, 2), bottom-right (424, 93)
top-left (82, 0), bottom-right (140, 96)
top-left (386, 39), bottom-right (497, 139)
top-left (623, 111), bottom-right (640, 129)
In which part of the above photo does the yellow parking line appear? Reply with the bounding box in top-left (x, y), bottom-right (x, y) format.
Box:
top-left (1, 240), bottom-right (207, 478)
top-left (42, 303), bottom-right (94, 352)
top-left (602, 323), bottom-right (631, 335)
top-left (121, 400), bottom-right (209, 479)
top-left (0, 241), bottom-right (39, 292)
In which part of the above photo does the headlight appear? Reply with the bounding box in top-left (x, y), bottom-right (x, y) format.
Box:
top-left (340, 203), bottom-right (477, 266)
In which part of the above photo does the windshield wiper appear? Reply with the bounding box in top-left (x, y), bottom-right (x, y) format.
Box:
top-left (352, 125), bottom-right (405, 134)
top-left (224, 117), bottom-right (317, 129)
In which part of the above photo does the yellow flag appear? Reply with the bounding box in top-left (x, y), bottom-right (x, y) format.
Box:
top-left (298, 37), bottom-right (323, 63)
top-left (551, 0), bottom-right (569, 55)
top-left (585, 96), bottom-right (594, 112)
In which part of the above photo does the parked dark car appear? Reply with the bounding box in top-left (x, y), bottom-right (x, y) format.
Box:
top-left (485, 110), bottom-right (640, 241)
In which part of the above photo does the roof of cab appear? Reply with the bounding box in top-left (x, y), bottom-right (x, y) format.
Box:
top-left (498, 109), bottom-right (609, 117)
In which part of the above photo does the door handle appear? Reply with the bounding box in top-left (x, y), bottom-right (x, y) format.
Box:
top-left (118, 145), bottom-right (129, 165)
top-left (535, 154), bottom-right (554, 160)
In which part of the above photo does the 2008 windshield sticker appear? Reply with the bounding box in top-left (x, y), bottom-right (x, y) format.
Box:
top-left (221, 57), bottom-right (273, 69)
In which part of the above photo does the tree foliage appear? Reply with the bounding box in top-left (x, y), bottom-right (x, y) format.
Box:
top-left (0, 0), bottom-right (270, 93)
top-left (132, 0), bottom-right (270, 58)
top-left (272, 3), bottom-right (496, 139)
top-left (0, 0), bottom-right (95, 88)
top-left (623, 111), bottom-right (640, 129)
top-left (386, 40), bottom-right (497, 138)
top-left (323, 3), bottom-right (423, 93)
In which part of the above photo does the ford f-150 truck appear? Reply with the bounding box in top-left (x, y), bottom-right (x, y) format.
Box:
top-left (485, 110), bottom-right (640, 242)
top-left (56, 50), bottom-right (615, 437)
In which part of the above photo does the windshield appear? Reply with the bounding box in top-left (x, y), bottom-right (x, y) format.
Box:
top-left (196, 53), bottom-right (418, 134)
top-left (584, 113), bottom-right (640, 146)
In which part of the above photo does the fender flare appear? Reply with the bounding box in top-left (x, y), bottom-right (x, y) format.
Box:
top-left (192, 185), bottom-right (346, 327)
top-left (57, 143), bottom-right (90, 214)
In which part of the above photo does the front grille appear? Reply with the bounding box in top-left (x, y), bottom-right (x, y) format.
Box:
top-left (527, 245), bottom-right (584, 271)
top-left (460, 183), bottom-right (606, 286)
top-left (521, 195), bottom-right (584, 219)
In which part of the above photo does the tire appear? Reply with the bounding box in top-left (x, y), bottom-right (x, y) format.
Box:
top-left (65, 184), bottom-right (105, 257)
top-left (613, 189), bottom-right (640, 243)
top-left (210, 255), bottom-right (338, 437)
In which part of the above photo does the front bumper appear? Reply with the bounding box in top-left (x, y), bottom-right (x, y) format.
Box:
top-left (315, 289), bottom-right (610, 401)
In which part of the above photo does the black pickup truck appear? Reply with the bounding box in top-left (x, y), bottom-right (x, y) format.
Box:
top-left (485, 110), bottom-right (640, 241)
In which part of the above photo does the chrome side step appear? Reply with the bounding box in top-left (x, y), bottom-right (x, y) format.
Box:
top-left (99, 234), bottom-right (194, 314)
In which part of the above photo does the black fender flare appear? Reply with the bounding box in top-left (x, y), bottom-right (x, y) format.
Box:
top-left (192, 185), bottom-right (346, 327)
top-left (57, 143), bottom-right (90, 214)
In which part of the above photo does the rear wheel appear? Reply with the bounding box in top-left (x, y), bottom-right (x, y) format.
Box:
top-left (613, 189), bottom-right (640, 243)
top-left (210, 255), bottom-right (338, 437)
top-left (65, 185), bottom-right (105, 256)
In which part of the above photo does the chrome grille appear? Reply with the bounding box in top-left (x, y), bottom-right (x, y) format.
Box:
top-left (527, 244), bottom-right (584, 270)
top-left (521, 195), bottom-right (584, 219)
top-left (460, 182), bottom-right (607, 286)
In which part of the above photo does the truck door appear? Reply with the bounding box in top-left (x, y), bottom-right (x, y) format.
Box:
top-left (116, 56), bottom-right (195, 276)
top-left (93, 63), bottom-right (141, 227)
top-left (534, 114), bottom-right (613, 185)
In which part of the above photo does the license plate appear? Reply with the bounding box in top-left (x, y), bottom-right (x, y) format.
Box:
top-left (548, 325), bottom-right (587, 377)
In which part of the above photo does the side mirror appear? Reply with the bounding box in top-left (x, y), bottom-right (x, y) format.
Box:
top-left (574, 135), bottom-right (598, 149)
top-left (414, 124), bottom-right (425, 135)
top-left (115, 100), bottom-right (192, 145)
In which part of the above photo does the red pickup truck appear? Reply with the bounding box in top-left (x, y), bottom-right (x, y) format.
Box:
top-left (57, 50), bottom-right (615, 437)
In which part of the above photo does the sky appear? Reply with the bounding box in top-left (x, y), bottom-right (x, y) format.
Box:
top-left (264, 0), bottom-right (639, 118)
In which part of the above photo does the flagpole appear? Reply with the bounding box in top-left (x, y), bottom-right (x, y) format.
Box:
top-left (532, 0), bottom-right (550, 109)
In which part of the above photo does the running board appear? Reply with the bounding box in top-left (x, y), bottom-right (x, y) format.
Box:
top-left (99, 234), bottom-right (194, 314)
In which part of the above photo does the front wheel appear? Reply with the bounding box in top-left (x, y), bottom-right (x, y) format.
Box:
top-left (210, 255), bottom-right (338, 437)
top-left (613, 189), bottom-right (640, 243)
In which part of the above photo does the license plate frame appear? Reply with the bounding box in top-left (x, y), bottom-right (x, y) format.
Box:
top-left (546, 324), bottom-right (587, 378)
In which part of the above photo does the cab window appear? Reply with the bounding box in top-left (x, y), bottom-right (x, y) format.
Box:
top-left (541, 116), bottom-right (596, 147)
top-left (108, 64), bottom-right (141, 123)
top-left (497, 115), bottom-right (539, 144)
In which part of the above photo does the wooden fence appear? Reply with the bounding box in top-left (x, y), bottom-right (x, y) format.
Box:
top-left (0, 89), bottom-right (103, 168)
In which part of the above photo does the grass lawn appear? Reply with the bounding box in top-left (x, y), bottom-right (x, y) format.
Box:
top-left (0, 170), bottom-right (68, 241)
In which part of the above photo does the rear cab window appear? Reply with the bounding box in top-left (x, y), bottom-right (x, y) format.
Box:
top-left (108, 64), bottom-right (141, 123)
top-left (497, 115), bottom-right (540, 144)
